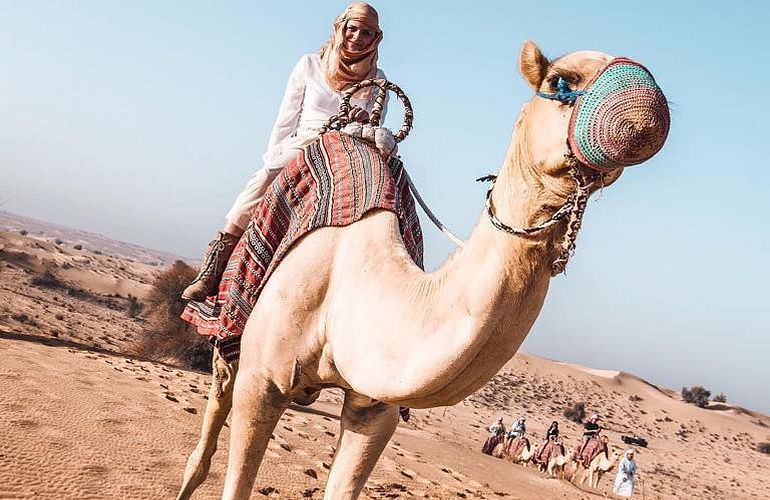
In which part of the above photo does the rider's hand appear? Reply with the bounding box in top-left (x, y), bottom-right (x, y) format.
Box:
top-left (348, 106), bottom-right (369, 123)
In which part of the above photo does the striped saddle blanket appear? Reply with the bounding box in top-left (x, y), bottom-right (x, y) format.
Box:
top-left (181, 131), bottom-right (424, 361)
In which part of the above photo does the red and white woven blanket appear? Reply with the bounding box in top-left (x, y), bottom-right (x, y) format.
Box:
top-left (181, 131), bottom-right (424, 361)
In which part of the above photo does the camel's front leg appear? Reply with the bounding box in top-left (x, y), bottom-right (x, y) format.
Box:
top-left (220, 364), bottom-right (289, 500)
top-left (177, 349), bottom-right (238, 500)
top-left (323, 392), bottom-right (399, 500)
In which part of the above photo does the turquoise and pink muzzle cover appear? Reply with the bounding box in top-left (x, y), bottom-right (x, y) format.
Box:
top-left (568, 57), bottom-right (670, 171)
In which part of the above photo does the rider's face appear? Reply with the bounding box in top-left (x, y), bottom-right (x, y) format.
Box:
top-left (344, 20), bottom-right (377, 51)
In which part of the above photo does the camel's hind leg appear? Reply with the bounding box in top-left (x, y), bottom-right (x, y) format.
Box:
top-left (220, 364), bottom-right (289, 500)
top-left (177, 349), bottom-right (238, 500)
top-left (323, 392), bottom-right (399, 500)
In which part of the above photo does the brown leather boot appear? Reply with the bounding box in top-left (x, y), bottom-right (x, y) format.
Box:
top-left (181, 231), bottom-right (239, 301)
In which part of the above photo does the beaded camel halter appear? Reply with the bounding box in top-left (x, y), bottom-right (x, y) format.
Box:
top-left (481, 57), bottom-right (670, 275)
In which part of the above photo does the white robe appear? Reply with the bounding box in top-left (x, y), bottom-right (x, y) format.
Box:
top-left (226, 53), bottom-right (387, 228)
top-left (613, 458), bottom-right (636, 497)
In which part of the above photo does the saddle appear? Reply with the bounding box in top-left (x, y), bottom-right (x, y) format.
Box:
top-left (573, 437), bottom-right (607, 467)
top-left (537, 439), bottom-right (563, 464)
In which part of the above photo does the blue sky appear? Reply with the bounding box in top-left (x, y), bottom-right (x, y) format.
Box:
top-left (2, 1), bottom-right (768, 413)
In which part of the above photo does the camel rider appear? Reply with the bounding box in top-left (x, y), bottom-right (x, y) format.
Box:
top-left (508, 416), bottom-right (526, 439)
top-left (578, 413), bottom-right (601, 456)
top-left (182, 2), bottom-right (387, 300)
top-left (545, 421), bottom-right (559, 441)
top-left (489, 417), bottom-right (506, 437)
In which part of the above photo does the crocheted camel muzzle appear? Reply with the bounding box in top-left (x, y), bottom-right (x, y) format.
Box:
top-left (568, 57), bottom-right (670, 172)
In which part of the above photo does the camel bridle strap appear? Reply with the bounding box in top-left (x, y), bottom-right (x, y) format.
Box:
top-left (477, 176), bottom-right (575, 235)
top-left (477, 155), bottom-right (597, 276)
top-left (536, 77), bottom-right (586, 105)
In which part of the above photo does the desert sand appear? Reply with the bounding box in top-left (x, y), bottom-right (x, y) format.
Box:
top-left (1, 219), bottom-right (768, 499)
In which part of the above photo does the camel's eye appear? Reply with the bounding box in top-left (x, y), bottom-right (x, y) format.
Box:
top-left (546, 75), bottom-right (561, 91)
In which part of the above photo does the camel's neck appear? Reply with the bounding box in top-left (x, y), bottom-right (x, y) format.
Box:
top-left (332, 120), bottom-right (579, 406)
top-left (405, 125), bottom-right (575, 402)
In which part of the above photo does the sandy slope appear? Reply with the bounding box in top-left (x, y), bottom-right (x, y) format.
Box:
top-left (1, 229), bottom-right (769, 499)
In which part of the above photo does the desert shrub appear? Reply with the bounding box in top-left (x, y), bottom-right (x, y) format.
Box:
top-left (712, 393), bottom-right (727, 403)
top-left (11, 313), bottom-right (38, 326)
top-left (682, 386), bottom-right (711, 408)
top-left (757, 442), bottom-right (770, 454)
top-left (629, 394), bottom-right (643, 402)
top-left (73, 244), bottom-right (83, 250)
top-left (19, 229), bottom-right (28, 236)
top-left (54, 238), bottom-right (63, 245)
top-left (564, 402), bottom-right (586, 424)
top-left (135, 260), bottom-right (211, 372)
top-left (32, 269), bottom-right (64, 289)
top-left (126, 294), bottom-right (144, 318)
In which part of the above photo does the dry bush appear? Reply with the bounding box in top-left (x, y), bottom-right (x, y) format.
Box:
top-left (32, 269), bottom-right (64, 289)
top-left (682, 386), bottom-right (711, 408)
top-left (12, 313), bottom-right (39, 327)
top-left (564, 402), bottom-right (586, 424)
top-left (757, 442), bottom-right (770, 454)
top-left (712, 393), bottom-right (727, 403)
top-left (134, 260), bottom-right (211, 372)
top-left (19, 229), bottom-right (28, 236)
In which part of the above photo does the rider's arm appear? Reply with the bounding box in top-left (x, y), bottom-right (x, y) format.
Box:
top-left (263, 55), bottom-right (309, 163)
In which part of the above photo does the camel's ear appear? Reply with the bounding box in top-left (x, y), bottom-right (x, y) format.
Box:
top-left (519, 41), bottom-right (550, 90)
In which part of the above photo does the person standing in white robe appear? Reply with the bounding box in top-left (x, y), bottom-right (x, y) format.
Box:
top-left (613, 449), bottom-right (637, 497)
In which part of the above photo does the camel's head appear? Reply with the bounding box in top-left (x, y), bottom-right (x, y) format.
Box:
top-left (516, 41), bottom-right (670, 186)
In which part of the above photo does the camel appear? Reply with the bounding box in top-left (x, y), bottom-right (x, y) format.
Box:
top-left (497, 435), bottom-right (534, 465)
top-left (177, 40), bottom-right (669, 500)
top-left (513, 439), bottom-right (536, 467)
top-left (494, 434), bottom-right (518, 458)
top-left (483, 432), bottom-right (505, 456)
top-left (535, 439), bottom-right (567, 477)
top-left (546, 445), bottom-right (570, 479)
top-left (583, 450), bottom-right (620, 489)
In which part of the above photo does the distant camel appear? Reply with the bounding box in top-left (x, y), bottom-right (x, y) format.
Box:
top-left (545, 443), bottom-right (569, 478)
top-left (534, 438), bottom-right (562, 472)
top-left (583, 450), bottom-right (620, 489)
top-left (506, 437), bottom-right (536, 466)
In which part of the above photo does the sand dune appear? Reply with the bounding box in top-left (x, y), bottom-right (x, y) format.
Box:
top-left (1, 228), bottom-right (768, 499)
